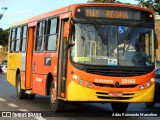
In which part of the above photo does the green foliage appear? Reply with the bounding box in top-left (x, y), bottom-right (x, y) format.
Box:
top-left (0, 28), bottom-right (9, 46)
top-left (87, 0), bottom-right (132, 4)
top-left (87, 0), bottom-right (116, 3)
top-left (136, 0), bottom-right (160, 14)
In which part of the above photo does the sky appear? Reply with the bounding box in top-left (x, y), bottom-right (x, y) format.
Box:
top-left (0, 0), bottom-right (138, 30)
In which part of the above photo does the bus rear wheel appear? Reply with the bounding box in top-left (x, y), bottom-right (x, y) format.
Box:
top-left (28, 94), bottom-right (35, 99)
top-left (16, 74), bottom-right (27, 99)
top-left (111, 102), bottom-right (129, 113)
top-left (50, 81), bottom-right (65, 112)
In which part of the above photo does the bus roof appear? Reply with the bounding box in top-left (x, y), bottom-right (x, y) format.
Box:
top-left (11, 18), bottom-right (29, 28)
top-left (11, 3), bottom-right (155, 27)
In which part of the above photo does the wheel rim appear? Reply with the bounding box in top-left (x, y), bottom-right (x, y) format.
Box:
top-left (17, 80), bottom-right (21, 96)
top-left (50, 88), bottom-right (56, 104)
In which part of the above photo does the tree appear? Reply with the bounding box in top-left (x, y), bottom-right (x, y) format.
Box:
top-left (136, 0), bottom-right (160, 14)
top-left (0, 28), bottom-right (9, 46)
top-left (87, 0), bottom-right (131, 4)
top-left (87, 0), bottom-right (116, 3)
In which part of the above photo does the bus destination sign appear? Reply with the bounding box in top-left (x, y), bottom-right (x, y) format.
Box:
top-left (75, 6), bottom-right (153, 21)
top-left (86, 9), bottom-right (129, 19)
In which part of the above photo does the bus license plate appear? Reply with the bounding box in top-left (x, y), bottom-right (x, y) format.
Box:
top-left (108, 92), bottom-right (123, 97)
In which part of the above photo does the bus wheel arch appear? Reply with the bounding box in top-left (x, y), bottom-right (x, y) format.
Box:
top-left (46, 73), bottom-right (65, 111)
top-left (50, 81), bottom-right (65, 112)
top-left (16, 69), bottom-right (27, 99)
top-left (46, 72), bottom-right (54, 95)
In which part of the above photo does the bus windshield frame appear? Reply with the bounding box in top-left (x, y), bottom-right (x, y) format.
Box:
top-left (70, 21), bottom-right (155, 67)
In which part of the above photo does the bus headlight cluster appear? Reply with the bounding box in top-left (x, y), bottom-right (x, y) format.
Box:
top-left (72, 74), bottom-right (92, 88)
top-left (139, 78), bottom-right (155, 90)
top-left (150, 78), bottom-right (155, 82)
top-left (140, 85), bottom-right (144, 90)
top-left (146, 82), bottom-right (150, 87)
top-left (79, 79), bottom-right (84, 85)
top-left (86, 83), bottom-right (92, 88)
top-left (72, 75), bottom-right (78, 80)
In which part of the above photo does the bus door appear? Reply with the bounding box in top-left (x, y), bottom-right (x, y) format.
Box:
top-left (57, 14), bottom-right (71, 98)
top-left (31, 20), bottom-right (48, 95)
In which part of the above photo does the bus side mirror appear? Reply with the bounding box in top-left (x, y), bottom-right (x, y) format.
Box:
top-left (63, 22), bottom-right (70, 38)
top-left (155, 33), bottom-right (158, 49)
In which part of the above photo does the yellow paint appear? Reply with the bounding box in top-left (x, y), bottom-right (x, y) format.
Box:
top-left (7, 53), bottom-right (23, 87)
top-left (11, 18), bottom-right (28, 28)
top-left (67, 81), bottom-right (155, 102)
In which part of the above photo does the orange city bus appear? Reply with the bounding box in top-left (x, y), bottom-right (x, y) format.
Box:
top-left (7, 3), bottom-right (156, 112)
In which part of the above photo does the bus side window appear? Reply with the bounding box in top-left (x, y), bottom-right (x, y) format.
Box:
top-left (10, 28), bottom-right (16, 52)
top-left (35, 20), bottom-right (46, 51)
top-left (46, 18), bottom-right (59, 51)
top-left (15, 27), bottom-right (21, 52)
top-left (20, 25), bottom-right (27, 52)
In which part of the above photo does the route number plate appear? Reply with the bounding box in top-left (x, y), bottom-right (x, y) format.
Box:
top-left (108, 92), bottom-right (123, 97)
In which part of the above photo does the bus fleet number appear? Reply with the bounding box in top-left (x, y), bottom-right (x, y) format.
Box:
top-left (121, 79), bottom-right (136, 84)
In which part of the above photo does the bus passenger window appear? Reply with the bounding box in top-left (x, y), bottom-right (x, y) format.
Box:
top-left (20, 26), bottom-right (27, 52)
top-left (15, 27), bottom-right (21, 52)
top-left (46, 18), bottom-right (59, 51)
top-left (10, 28), bottom-right (16, 52)
top-left (35, 21), bottom-right (46, 51)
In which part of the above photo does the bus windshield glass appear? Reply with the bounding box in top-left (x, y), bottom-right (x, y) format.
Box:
top-left (70, 23), bottom-right (154, 67)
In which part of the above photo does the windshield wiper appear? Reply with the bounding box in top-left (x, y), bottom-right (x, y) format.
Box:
top-left (122, 27), bottom-right (137, 55)
top-left (94, 20), bottom-right (108, 45)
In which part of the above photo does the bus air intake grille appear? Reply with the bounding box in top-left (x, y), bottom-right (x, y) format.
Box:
top-left (97, 96), bottom-right (133, 100)
top-left (85, 69), bottom-right (147, 77)
top-left (96, 92), bottom-right (135, 100)
top-left (93, 82), bottom-right (138, 88)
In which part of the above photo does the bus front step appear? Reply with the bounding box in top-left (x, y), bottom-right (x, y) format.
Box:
top-left (25, 90), bottom-right (32, 94)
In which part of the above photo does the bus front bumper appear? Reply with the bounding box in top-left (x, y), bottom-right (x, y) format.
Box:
top-left (67, 81), bottom-right (155, 102)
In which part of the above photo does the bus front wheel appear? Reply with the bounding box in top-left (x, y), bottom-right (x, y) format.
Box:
top-left (145, 102), bottom-right (155, 108)
top-left (111, 102), bottom-right (129, 113)
top-left (16, 74), bottom-right (27, 99)
top-left (50, 81), bottom-right (65, 112)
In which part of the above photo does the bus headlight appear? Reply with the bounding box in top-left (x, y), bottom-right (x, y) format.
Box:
top-left (86, 83), bottom-right (92, 88)
top-left (150, 78), bottom-right (155, 83)
top-left (72, 75), bottom-right (78, 80)
top-left (140, 85), bottom-right (144, 90)
top-left (79, 79), bottom-right (84, 85)
top-left (146, 82), bottom-right (150, 87)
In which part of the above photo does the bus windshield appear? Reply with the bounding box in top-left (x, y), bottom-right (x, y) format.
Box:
top-left (70, 23), bottom-right (154, 67)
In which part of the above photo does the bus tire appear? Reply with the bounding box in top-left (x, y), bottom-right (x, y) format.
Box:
top-left (145, 102), bottom-right (155, 108)
top-left (111, 102), bottom-right (129, 113)
top-left (16, 74), bottom-right (27, 99)
top-left (28, 94), bottom-right (35, 100)
top-left (50, 81), bottom-right (65, 112)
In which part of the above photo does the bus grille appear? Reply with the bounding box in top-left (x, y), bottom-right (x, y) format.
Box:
top-left (96, 92), bottom-right (134, 100)
top-left (93, 82), bottom-right (139, 88)
top-left (85, 69), bottom-right (146, 77)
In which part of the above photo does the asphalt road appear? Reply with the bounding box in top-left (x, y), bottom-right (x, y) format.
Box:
top-left (0, 73), bottom-right (160, 120)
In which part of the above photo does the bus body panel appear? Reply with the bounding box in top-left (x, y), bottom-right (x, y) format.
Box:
top-left (66, 59), bottom-right (155, 101)
top-left (31, 52), bottom-right (58, 95)
top-left (67, 81), bottom-right (155, 102)
top-left (32, 74), bottom-right (47, 95)
top-left (7, 53), bottom-right (21, 86)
